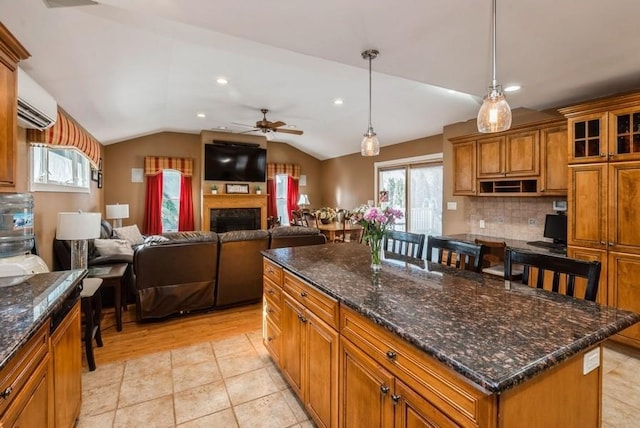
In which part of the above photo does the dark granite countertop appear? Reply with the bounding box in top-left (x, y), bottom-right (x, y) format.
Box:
top-left (0, 270), bottom-right (86, 370)
top-left (262, 243), bottom-right (640, 393)
top-left (443, 233), bottom-right (567, 256)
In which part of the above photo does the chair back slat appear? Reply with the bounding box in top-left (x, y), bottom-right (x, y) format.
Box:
top-left (505, 248), bottom-right (601, 302)
top-left (383, 231), bottom-right (426, 259)
top-left (426, 236), bottom-right (485, 273)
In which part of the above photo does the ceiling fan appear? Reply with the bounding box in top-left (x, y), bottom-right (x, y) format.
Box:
top-left (234, 109), bottom-right (304, 137)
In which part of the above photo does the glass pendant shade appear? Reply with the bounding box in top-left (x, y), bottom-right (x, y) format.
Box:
top-left (361, 128), bottom-right (380, 156)
top-left (477, 87), bottom-right (512, 133)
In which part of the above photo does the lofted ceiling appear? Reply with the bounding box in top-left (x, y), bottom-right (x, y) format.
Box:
top-left (2, 0), bottom-right (640, 160)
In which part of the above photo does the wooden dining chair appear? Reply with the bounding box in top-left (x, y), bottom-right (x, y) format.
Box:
top-left (504, 248), bottom-right (601, 302)
top-left (383, 230), bottom-right (426, 259)
top-left (303, 211), bottom-right (318, 228)
top-left (474, 238), bottom-right (506, 268)
top-left (426, 236), bottom-right (485, 273)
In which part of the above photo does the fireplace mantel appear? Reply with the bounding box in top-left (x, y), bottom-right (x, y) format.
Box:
top-left (202, 194), bottom-right (268, 231)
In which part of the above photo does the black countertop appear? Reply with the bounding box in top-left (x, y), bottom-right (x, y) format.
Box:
top-left (0, 270), bottom-right (86, 370)
top-left (262, 243), bottom-right (640, 393)
top-left (443, 233), bottom-right (567, 256)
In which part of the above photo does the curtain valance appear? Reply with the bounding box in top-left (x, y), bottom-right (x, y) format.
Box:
top-left (267, 163), bottom-right (300, 179)
top-left (144, 156), bottom-right (193, 176)
top-left (27, 108), bottom-right (101, 168)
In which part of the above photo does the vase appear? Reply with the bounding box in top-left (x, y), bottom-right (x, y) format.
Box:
top-left (369, 237), bottom-right (383, 272)
top-left (321, 218), bottom-right (331, 225)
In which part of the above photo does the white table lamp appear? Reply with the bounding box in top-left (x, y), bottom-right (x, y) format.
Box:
top-left (297, 194), bottom-right (310, 209)
top-left (106, 203), bottom-right (129, 228)
top-left (56, 212), bottom-right (101, 270)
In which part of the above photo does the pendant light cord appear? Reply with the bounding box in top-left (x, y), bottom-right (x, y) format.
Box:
top-left (368, 52), bottom-right (373, 130)
top-left (491, 0), bottom-right (497, 88)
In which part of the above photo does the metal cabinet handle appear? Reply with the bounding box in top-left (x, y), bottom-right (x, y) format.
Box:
top-left (608, 152), bottom-right (614, 156)
top-left (267, 336), bottom-right (273, 342)
top-left (600, 153), bottom-right (606, 157)
top-left (300, 316), bottom-right (307, 323)
top-left (300, 291), bottom-right (308, 298)
top-left (267, 288), bottom-right (275, 295)
top-left (380, 385), bottom-right (390, 395)
top-left (609, 242), bottom-right (614, 247)
top-left (391, 394), bottom-right (401, 404)
top-left (0, 386), bottom-right (13, 399)
top-left (386, 350), bottom-right (397, 360)
top-left (600, 241), bottom-right (606, 245)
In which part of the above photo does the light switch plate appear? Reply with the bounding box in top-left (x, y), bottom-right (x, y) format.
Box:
top-left (583, 347), bottom-right (600, 375)
top-left (447, 202), bottom-right (457, 210)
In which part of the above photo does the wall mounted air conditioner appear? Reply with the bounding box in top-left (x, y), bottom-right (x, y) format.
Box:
top-left (17, 67), bottom-right (57, 130)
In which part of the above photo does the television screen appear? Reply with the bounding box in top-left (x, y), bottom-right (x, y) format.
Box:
top-left (543, 214), bottom-right (567, 245)
top-left (204, 143), bottom-right (266, 182)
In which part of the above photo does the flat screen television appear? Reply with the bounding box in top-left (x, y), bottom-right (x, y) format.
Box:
top-left (543, 214), bottom-right (567, 245)
top-left (204, 143), bottom-right (266, 182)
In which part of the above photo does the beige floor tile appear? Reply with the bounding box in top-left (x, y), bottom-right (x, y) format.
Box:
top-left (217, 348), bottom-right (269, 378)
top-left (114, 395), bottom-right (175, 428)
top-left (119, 369), bottom-right (173, 408)
top-left (603, 346), bottom-right (632, 374)
top-left (233, 391), bottom-right (298, 428)
top-left (177, 408), bottom-right (239, 428)
top-left (77, 410), bottom-right (115, 428)
top-left (226, 367), bottom-right (281, 405)
top-left (81, 382), bottom-right (120, 416)
top-left (171, 342), bottom-right (215, 368)
top-left (123, 350), bottom-right (172, 379)
top-left (212, 334), bottom-right (256, 358)
top-left (266, 362), bottom-right (289, 391)
top-left (173, 380), bottom-right (231, 425)
top-left (173, 359), bottom-right (223, 393)
top-left (299, 421), bottom-right (316, 428)
top-left (602, 393), bottom-right (640, 428)
top-left (246, 329), bottom-right (263, 347)
top-left (603, 361), bottom-right (640, 411)
top-left (82, 361), bottom-right (125, 390)
top-left (282, 388), bottom-right (309, 423)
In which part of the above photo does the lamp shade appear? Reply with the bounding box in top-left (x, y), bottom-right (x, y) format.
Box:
top-left (56, 212), bottom-right (101, 240)
top-left (106, 204), bottom-right (130, 220)
top-left (297, 194), bottom-right (310, 206)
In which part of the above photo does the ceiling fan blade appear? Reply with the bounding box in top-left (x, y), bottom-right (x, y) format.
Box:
top-left (269, 121), bottom-right (286, 128)
top-left (231, 122), bottom-right (256, 128)
top-left (239, 129), bottom-right (260, 134)
top-left (273, 128), bottom-right (303, 135)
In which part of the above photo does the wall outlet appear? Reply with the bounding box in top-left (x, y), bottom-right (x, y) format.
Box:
top-left (583, 347), bottom-right (600, 375)
top-left (479, 220), bottom-right (485, 229)
top-left (496, 216), bottom-right (504, 224)
top-left (528, 218), bottom-right (537, 226)
top-left (447, 202), bottom-right (457, 210)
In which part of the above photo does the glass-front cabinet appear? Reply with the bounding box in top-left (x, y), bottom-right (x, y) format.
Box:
top-left (568, 113), bottom-right (607, 164)
top-left (610, 107), bottom-right (640, 161)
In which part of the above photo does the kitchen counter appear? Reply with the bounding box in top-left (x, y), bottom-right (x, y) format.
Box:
top-left (0, 269), bottom-right (86, 370)
top-left (262, 243), bottom-right (640, 393)
top-left (443, 233), bottom-right (567, 256)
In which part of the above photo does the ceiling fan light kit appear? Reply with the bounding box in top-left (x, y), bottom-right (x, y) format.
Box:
top-left (477, 0), bottom-right (512, 133)
top-left (361, 49), bottom-right (380, 157)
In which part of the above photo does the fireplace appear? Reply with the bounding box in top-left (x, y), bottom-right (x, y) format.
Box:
top-left (210, 208), bottom-right (261, 232)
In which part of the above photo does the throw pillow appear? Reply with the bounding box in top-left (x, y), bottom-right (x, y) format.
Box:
top-left (94, 239), bottom-right (134, 256)
top-left (113, 225), bottom-right (145, 246)
top-left (144, 235), bottom-right (170, 244)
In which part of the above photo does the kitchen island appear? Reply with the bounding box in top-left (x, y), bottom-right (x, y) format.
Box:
top-left (261, 243), bottom-right (640, 428)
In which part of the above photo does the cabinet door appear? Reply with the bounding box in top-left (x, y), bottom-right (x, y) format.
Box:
top-left (477, 137), bottom-right (504, 178)
top-left (50, 302), bottom-right (81, 428)
top-left (566, 247), bottom-right (608, 305)
top-left (540, 126), bottom-right (568, 195)
top-left (305, 310), bottom-right (339, 428)
top-left (340, 338), bottom-right (394, 428)
top-left (505, 130), bottom-right (539, 177)
top-left (568, 164), bottom-right (607, 249)
top-left (608, 108), bottom-right (640, 161)
top-left (0, 358), bottom-right (50, 428)
top-left (608, 252), bottom-right (640, 347)
top-left (568, 114), bottom-right (607, 164)
top-left (609, 162), bottom-right (640, 255)
top-left (281, 293), bottom-right (305, 398)
top-left (452, 141), bottom-right (476, 195)
top-left (394, 379), bottom-right (459, 428)
top-left (0, 62), bottom-right (17, 187)
top-left (263, 315), bottom-right (282, 366)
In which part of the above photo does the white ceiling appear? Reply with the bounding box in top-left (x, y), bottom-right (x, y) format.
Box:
top-left (2, 0), bottom-right (640, 160)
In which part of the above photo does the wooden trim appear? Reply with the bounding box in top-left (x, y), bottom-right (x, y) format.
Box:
top-left (449, 118), bottom-right (565, 143)
top-left (559, 92), bottom-right (640, 117)
top-left (202, 194), bottom-right (268, 230)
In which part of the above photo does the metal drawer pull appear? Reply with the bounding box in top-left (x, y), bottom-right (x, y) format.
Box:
top-left (297, 313), bottom-right (307, 322)
top-left (0, 386), bottom-right (13, 399)
top-left (392, 394), bottom-right (401, 404)
top-left (386, 350), bottom-right (397, 360)
top-left (300, 291), bottom-right (308, 297)
top-left (380, 385), bottom-right (390, 394)
top-left (267, 288), bottom-right (275, 294)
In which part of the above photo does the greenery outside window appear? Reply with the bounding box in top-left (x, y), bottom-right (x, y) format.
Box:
top-left (161, 169), bottom-right (181, 232)
top-left (29, 146), bottom-right (91, 193)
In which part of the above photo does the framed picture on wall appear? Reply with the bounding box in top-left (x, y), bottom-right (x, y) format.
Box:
top-left (97, 172), bottom-right (103, 189)
top-left (91, 168), bottom-right (99, 182)
top-left (225, 183), bottom-right (249, 194)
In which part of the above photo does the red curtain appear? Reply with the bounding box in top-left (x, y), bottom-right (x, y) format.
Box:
top-left (267, 179), bottom-right (276, 218)
top-left (178, 175), bottom-right (194, 231)
top-left (286, 176), bottom-right (299, 216)
top-left (143, 174), bottom-right (163, 235)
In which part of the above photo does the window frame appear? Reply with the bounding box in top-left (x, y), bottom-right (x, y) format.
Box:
top-left (29, 145), bottom-right (91, 193)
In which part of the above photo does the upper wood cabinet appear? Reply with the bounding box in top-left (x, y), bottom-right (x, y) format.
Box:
top-left (451, 119), bottom-right (566, 196)
top-left (0, 24), bottom-right (30, 190)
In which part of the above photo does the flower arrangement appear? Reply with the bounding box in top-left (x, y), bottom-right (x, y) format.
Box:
top-left (315, 207), bottom-right (337, 224)
top-left (350, 205), bottom-right (403, 270)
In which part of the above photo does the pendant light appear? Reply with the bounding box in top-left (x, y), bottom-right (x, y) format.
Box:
top-left (361, 49), bottom-right (380, 156)
top-left (477, 0), bottom-right (512, 133)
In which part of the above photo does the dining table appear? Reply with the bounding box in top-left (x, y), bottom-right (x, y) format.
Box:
top-left (315, 221), bottom-right (363, 242)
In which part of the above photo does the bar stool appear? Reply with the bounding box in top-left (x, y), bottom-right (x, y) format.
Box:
top-left (81, 278), bottom-right (103, 371)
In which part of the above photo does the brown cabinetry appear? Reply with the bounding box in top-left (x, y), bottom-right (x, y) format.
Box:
top-left (0, 24), bottom-right (30, 190)
top-left (561, 93), bottom-right (640, 347)
top-left (451, 119), bottom-right (566, 196)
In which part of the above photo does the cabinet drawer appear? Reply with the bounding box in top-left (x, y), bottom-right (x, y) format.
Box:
top-left (284, 272), bottom-right (339, 330)
top-left (0, 322), bottom-right (49, 416)
top-left (264, 293), bottom-right (281, 325)
top-left (263, 316), bottom-right (282, 366)
top-left (263, 276), bottom-right (282, 308)
top-left (341, 307), bottom-right (493, 428)
top-left (263, 258), bottom-right (283, 285)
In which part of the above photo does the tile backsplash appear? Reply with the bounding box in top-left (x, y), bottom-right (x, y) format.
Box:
top-left (465, 197), bottom-right (564, 241)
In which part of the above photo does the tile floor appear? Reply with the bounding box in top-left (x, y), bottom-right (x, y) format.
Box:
top-left (79, 330), bottom-right (640, 428)
top-left (78, 329), bottom-right (314, 428)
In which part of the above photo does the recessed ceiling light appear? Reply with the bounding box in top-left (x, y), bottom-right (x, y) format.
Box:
top-left (216, 77), bottom-right (228, 85)
top-left (447, 89), bottom-right (457, 94)
top-left (333, 98), bottom-right (344, 105)
top-left (196, 113), bottom-right (206, 118)
top-left (217, 126), bottom-right (227, 130)
top-left (504, 85), bottom-right (521, 93)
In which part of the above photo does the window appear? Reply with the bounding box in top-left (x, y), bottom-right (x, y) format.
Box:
top-left (275, 174), bottom-right (290, 225)
top-left (161, 169), bottom-right (181, 232)
top-left (30, 146), bottom-right (90, 192)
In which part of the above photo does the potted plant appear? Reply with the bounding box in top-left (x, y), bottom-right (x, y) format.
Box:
top-left (255, 185), bottom-right (262, 195)
top-left (211, 184), bottom-right (218, 194)
top-left (315, 207), bottom-right (337, 224)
